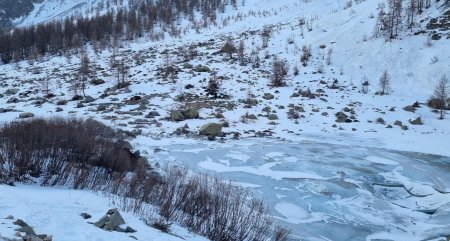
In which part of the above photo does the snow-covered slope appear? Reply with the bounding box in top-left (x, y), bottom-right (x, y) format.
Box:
top-left (13, 0), bottom-right (105, 27)
top-left (1, 0), bottom-right (449, 155)
top-left (0, 184), bottom-right (208, 241)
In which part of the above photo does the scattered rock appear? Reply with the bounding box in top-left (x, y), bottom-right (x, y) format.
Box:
top-left (409, 117), bottom-right (423, 125)
top-left (174, 124), bottom-right (190, 135)
top-left (97, 104), bottom-right (108, 112)
top-left (247, 114), bottom-right (258, 120)
top-left (7, 97), bottom-right (19, 103)
top-left (128, 96), bottom-right (142, 104)
top-left (83, 95), bottom-right (95, 103)
top-left (262, 93), bottom-right (275, 100)
top-left (5, 215), bottom-right (14, 220)
top-left (94, 208), bottom-right (126, 232)
top-left (91, 79), bottom-right (106, 85)
top-left (80, 213), bottom-right (92, 219)
top-left (170, 110), bottom-right (185, 121)
top-left (376, 117), bottom-right (385, 124)
top-left (19, 112), bottom-right (35, 119)
top-left (183, 108), bottom-right (199, 119)
top-left (291, 92), bottom-right (300, 98)
top-left (124, 226), bottom-right (137, 233)
top-left (0, 108), bottom-right (14, 113)
top-left (13, 219), bottom-right (36, 236)
top-left (194, 65), bottom-right (210, 72)
top-left (403, 105), bottom-right (416, 112)
top-left (4, 88), bottom-right (19, 96)
top-left (394, 120), bottom-right (402, 126)
top-left (199, 123), bottom-right (222, 137)
top-left (335, 112), bottom-right (348, 123)
top-left (145, 111), bottom-right (160, 118)
top-left (267, 114), bottom-right (278, 120)
top-left (401, 125), bottom-right (409, 130)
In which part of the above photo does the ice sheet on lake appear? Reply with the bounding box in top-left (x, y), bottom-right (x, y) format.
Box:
top-left (151, 139), bottom-right (450, 241)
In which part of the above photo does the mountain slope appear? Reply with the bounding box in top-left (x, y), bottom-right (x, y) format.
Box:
top-left (0, 0), bottom-right (449, 240)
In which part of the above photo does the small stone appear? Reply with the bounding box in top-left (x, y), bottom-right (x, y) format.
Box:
top-left (409, 117), bottom-right (423, 125)
top-left (262, 93), bottom-right (275, 100)
top-left (83, 96), bottom-right (95, 103)
top-left (394, 120), bottom-right (402, 126)
top-left (146, 111), bottom-right (160, 118)
top-left (125, 226), bottom-right (137, 233)
top-left (376, 117), bottom-right (385, 124)
top-left (5, 215), bottom-right (14, 220)
top-left (80, 213), bottom-right (92, 219)
top-left (403, 105), bottom-right (416, 112)
top-left (247, 114), bottom-right (258, 120)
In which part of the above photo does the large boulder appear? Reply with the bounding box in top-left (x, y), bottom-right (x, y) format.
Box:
top-left (199, 123), bottom-right (222, 137)
top-left (170, 110), bottom-right (185, 121)
top-left (94, 209), bottom-right (125, 232)
top-left (19, 112), bottom-right (34, 119)
top-left (183, 108), bottom-right (199, 119)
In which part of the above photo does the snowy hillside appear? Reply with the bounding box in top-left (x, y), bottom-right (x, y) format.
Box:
top-left (0, 0), bottom-right (450, 240)
top-left (0, 184), bottom-right (208, 241)
top-left (13, 0), bottom-right (122, 27)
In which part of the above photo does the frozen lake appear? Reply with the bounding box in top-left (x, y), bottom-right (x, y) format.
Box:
top-left (150, 139), bottom-right (450, 241)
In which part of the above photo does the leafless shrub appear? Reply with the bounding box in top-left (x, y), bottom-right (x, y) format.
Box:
top-left (301, 45), bottom-right (312, 66)
top-left (0, 118), bottom-right (142, 184)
